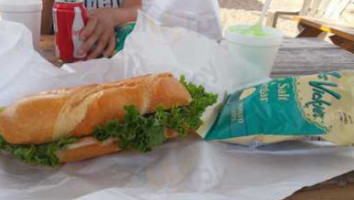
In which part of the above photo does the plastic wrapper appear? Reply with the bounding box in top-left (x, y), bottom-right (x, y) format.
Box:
top-left (203, 71), bottom-right (354, 147)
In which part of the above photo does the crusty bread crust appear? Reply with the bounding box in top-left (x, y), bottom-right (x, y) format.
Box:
top-left (0, 73), bottom-right (192, 145)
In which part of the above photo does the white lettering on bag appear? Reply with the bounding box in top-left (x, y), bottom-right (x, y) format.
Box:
top-left (84, 0), bottom-right (120, 10)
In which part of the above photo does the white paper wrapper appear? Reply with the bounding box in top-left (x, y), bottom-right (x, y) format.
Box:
top-left (143, 0), bottom-right (222, 40)
top-left (114, 12), bottom-right (269, 95)
top-left (0, 20), bottom-right (65, 106)
top-left (1, 137), bottom-right (354, 200)
top-left (0, 2), bottom-right (354, 200)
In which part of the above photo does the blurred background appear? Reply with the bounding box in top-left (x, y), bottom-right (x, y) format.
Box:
top-left (219, 0), bottom-right (354, 37)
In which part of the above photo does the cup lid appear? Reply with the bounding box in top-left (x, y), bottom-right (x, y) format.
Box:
top-left (0, 0), bottom-right (42, 12)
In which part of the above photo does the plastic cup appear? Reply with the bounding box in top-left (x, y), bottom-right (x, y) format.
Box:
top-left (0, 0), bottom-right (42, 51)
top-left (224, 25), bottom-right (283, 76)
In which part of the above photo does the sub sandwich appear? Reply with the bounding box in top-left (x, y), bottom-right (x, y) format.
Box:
top-left (0, 73), bottom-right (217, 167)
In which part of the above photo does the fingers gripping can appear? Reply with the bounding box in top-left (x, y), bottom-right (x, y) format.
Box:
top-left (53, 0), bottom-right (88, 62)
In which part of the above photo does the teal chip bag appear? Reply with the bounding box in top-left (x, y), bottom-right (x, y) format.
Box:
top-left (202, 70), bottom-right (354, 146)
top-left (115, 22), bottom-right (136, 52)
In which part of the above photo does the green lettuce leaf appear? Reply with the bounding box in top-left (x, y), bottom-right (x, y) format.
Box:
top-left (0, 137), bottom-right (79, 167)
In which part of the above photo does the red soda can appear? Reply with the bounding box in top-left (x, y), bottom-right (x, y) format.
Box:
top-left (53, 0), bottom-right (88, 62)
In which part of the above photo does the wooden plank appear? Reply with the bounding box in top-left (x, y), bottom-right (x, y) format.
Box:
top-left (284, 171), bottom-right (354, 200)
top-left (294, 16), bottom-right (354, 41)
top-left (330, 35), bottom-right (354, 53)
top-left (272, 38), bottom-right (354, 77)
top-left (297, 25), bottom-right (324, 37)
top-left (280, 37), bottom-right (336, 48)
top-left (267, 11), bottom-right (300, 28)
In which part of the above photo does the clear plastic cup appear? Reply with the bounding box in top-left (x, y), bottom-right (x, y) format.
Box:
top-left (0, 0), bottom-right (42, 51)
top-left (224, 25), bottom-right (283, 76)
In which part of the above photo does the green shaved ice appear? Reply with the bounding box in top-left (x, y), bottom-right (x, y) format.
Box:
top-left (228, 25), bottom-right (269, 37)
top-left (0, 76), bottom-right (217, 167)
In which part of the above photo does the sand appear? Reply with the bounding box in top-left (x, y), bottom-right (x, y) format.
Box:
top-left (219, 0), bottom-right (354, 37)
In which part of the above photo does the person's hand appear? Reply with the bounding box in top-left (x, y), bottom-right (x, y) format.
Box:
top-left (79, 8), bottom-right (118, 59)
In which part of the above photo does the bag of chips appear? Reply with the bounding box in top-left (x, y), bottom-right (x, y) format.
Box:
top-left (201, 70), bottom-right (354, 146)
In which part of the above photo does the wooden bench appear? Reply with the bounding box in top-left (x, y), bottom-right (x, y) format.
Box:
top-left (267, 0), bottom-right (354, 53)
top-left (295, 16), bottom-right (354, 52)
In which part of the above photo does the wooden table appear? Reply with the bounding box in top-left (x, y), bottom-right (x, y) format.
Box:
top-left (295, 17), bottom-right (354, 41)
top-left (40, 36), bottom-right (354, 200)
top-left (294, 16), bottom-right (354, 53)
top-left (273, 37), bottom-right (354, 77)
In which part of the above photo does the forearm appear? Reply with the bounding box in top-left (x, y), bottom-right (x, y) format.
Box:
top-left (123, 0), bottom-right (142, 8)
top-left (112, 6), bottom-right (140, 26)
top-left (112, 0), bottom-right (142, 26)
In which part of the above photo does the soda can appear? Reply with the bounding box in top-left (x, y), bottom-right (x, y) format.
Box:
top-left (53, 0), bottom-right (88, 62)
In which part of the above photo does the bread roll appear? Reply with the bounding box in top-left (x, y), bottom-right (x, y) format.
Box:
top-left (0, 73), bottom-right (192, 145)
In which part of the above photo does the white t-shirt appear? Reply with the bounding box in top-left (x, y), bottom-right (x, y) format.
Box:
top-left (84, 0), bottom-right (125, 10)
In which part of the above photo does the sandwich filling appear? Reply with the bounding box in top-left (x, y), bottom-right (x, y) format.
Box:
top-left (0, 76), bottom-right (217, 167)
